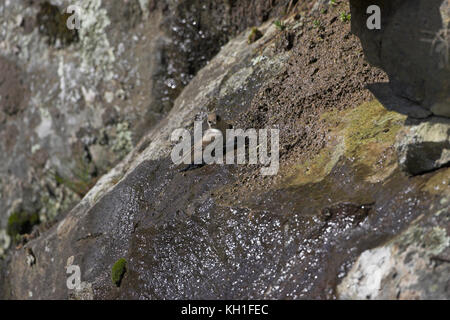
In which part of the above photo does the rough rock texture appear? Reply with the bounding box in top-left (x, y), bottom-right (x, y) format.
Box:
top-left (338, 186), bottom-right (450, 300)
top-left (0, 17), bottom-right (291, 299)
top-left (396, 117), bottom-right (450, 175)
top-left (0, 0), bottom-right (290, 255)
top-left (350, 0), bottom-right (450, 118)
top-left (0, 0), bottom-right (449, 300)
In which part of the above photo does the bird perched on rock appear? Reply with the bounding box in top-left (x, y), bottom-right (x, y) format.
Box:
top-left (179, 112), bottom-right (231, 172)
top-left (206, 112), bottom-right (232, 137)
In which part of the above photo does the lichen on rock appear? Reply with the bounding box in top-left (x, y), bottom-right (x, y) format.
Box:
top-left (0, 0), bottom-right (449, 301)
top-left (76, 0), bottom-right (116, 82)
top-left (338, 212), bottom-right (450, 300)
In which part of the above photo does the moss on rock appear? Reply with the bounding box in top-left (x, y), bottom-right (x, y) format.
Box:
top-left (111, 258), bottom-right (127, 287)
top-left (422, 168), bottom-right (450, 196)
top-left (288, 100), bottom-right (406, 186)
top-left (248, 27), bottom-right (263, 44)
top-left (341, 100), bottom-right (405, 161)
top-left (289, 139), bottom-right (344, 186)
top-left (6, 212), bottom-right (40, 241)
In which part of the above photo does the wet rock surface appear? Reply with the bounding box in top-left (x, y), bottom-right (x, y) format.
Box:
top-left (338, 185), bottom-right (450, 299)
top-left (0, 0), bottom-right (290, 253)
top-left (0, 0), bottom-right (449, 300)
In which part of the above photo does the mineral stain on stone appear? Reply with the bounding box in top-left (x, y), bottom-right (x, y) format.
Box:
top-left (111, 258), bottom-right (127, 287)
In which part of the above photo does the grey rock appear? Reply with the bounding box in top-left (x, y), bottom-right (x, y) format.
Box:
top-left (350, 0), bottom-right (450, 118)
top-left (396, 117), bottom-right (450, 175)
top-left (311, 0), bottom-right (329, 12)
top-left (338, 204), bottom-right (450, 300)
top-left (367, 83), bottom-right (432, 119)
top-left (1, 0), bottom-right (449, 301)
top-left (0, 0), bottom-right (290, 250)
top-left (0, 19), bottom-right (290, 300)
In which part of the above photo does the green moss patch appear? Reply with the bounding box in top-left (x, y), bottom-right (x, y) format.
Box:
top-left (52, 154), bottom-right (99, 198)
top-left (288, 100), bottom-right (406, 186)
top-left (111, 258), bottom-right (127, 287)
top-left (288, 139), bottom-right (344, 186)
top-left (7, 212), bottom-right (40, 241)
top-left (340, 100), bottom-right (405, 164)
top-left (248, 27), bottom-right (263, 44)
top-left (421, 168), bottom-right (450, 195)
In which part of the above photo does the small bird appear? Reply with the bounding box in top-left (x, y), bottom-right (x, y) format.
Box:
top-left (207, 112), bottom-right (232, 136)
top-left (179, 112), bottom-right (231, 172)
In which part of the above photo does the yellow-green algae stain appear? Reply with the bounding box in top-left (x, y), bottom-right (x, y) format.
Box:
top-left (288, 100), bottom-right (406, 186)
top-left (421, 168), bottom-right (450, 196)
top-left (288, 137), bottom-right (345, 186)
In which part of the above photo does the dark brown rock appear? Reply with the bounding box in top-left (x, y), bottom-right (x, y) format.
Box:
top-left (350, 0), bottom-right (450, 118)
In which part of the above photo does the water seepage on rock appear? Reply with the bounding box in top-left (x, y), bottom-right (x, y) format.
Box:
top-left (396, 117), bottom-right (450, 175)
top-left (0, 18), bottom-right (291, 299)
top-left (338, 204), bottom-right (450, 300)
top-left (349, 0), bottom-right (450, 118)
top-left (0, 0), bottom-right (291, 248)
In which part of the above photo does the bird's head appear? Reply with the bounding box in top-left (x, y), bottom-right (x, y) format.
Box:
top-left (207, 112), bottom-right (220, 128)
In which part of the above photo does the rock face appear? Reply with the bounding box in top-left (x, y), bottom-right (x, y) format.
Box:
top-left (396, 117), bottom-right (450, 175)
top-left (0, 0), bottom-right (289, 255)
top-left (0, 0), bottom-right (449, 300)
top-left (350, 0), bottom-right (450, 118)
top-left (338, 196), bottom-right (450, 300)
